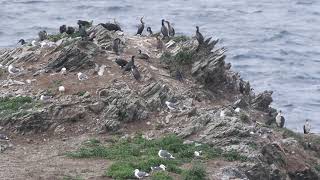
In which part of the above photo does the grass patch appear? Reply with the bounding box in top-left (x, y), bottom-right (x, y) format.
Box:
top-left (182, 163), bottom-right (206, 180)
top-left (282, 128), bottom-right (303, 145)
top-left (223, 149), bottom-right (248, 162)
top-left (248, 142), bottom-right (258, 150)
top-left (74, 91), bottom-right (86, 97)
top-left (160, 48), bottom-right (194, 66)
top-left (152, 171), bottom-right (173, 180)
top-left (172, 35), bottom-right (190, 43)
top-left (47, 31), bottom-right (81, 42)
top-left (0, 96), bottom-right (32, 111)
top-left (68, 134), bottom-right (222, 179)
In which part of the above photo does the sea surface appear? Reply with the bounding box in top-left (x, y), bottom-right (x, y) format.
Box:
top-left (0, 0), bottom-right (319, 133)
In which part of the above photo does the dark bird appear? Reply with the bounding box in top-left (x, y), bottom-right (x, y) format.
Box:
top-left (195, 26), bottom-right (204, 45)
top-left (79, 24), bottom-right (88, 40)
top-left (165, 21), bottom-right (175, 37)
top-left (66, 27), bottom-right (75, 35)
top-left (131, 65), bottom-right (141, 80)
top-left (276, 110), bottom-right (285, 128)
top-left (18, 39), bottom-right (26, 45)
top-left (161, 19), bottom-right (169, 39)
top-left (38, 30), bottom-right (47, 41)
top-left (77, 20), bottom-right (92, 27)
top-left (115, 58), bottom-right (128, 68)
top-left (303, 119), bottom-right (311, 134)
top-left (99, 23), bottom-right (122, 31)
top-left (124, 56), bottom-right (135, 71)
top-left (136, 17), bottom-right (145, 35)
top-left (156, 36), bottom-right (164, 50)
top-left (137, 49), bottom-right (150, 61)
top-left (60, 25), bottom-right (67, 34)
top-left (147, 27), bottom-right (153, 35)
top-left (113, 38), bottom-right (121, 55)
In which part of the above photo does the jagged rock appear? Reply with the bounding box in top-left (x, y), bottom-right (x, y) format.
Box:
top-left (88, 101), bottom-right (105, 114)
top-left (221, 167), bottom-right (248, 180)
top-left (251, 91), bottom-right (273, 111)
top-left (90, 24), bottom-right (121, 50)
top-left (261, 143), bottom-right (286, 168)
top-left (244, 163), bottom-right (271, 180)
top-left (141, 82), bottom-right (173, 111)
top-left (46, 40), bottom-right (98, 72)
top-left (103, 119), bottom-right (120, 131)
top-left (233, 98), bottom-right (249, 109)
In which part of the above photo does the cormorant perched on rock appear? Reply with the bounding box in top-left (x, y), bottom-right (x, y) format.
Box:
top-left (161, 19), bottom-right (169, 39)
top-left (131, 65), bottom-right (141, 80)
top-left (38, 30), bottom-right (47, 41)
top-left (165, 21), bottom-right (175, 37)
top-left (66, 27), bottom-right (75, 35)
top-left (276, 110), bottom-right (285, 128)
top-left (137, 49), bottom-right (150, 61)
top-left (112, 38), bottom-right (121, 55)
top-left (18, 39), bottom-right (26, 45)
top-left (99, 23), bottom-right (122, 31)
top-left (147, 27), bottom-right (153, 35)
top-left (77, 20), bottom-right (92, 27)
top-left (136, 17), bottom-right (145, 35)
top-left (79, 25), bottom-right (88, 40)
top-left (195, 26), bottom-right (204, 45)
top-left (124, 56), bottom-right (135, 71)
top-left (60, 25), bottom-right (67, 34)
top-left (115, 58), bottom-right (128, 68)
top-left (303, 119), bottom-right (311, 134)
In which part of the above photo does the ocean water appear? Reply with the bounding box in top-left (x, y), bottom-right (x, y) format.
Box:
top-left (0, 0), bottom-right (319, 133)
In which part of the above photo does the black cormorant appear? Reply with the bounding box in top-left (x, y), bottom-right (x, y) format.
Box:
top-left (136, 17), bottom-right (145, 35)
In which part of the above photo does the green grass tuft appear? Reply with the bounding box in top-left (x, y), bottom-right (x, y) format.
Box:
top-left (315, 164), bottom-right (320, 172)
top-left (106, 162), bottom-right (135, 179)
top-left (223, 149), bottom-right (248, 162)
top-left (63, 175), bottom-right (84, 180)
top-left (182, 163), bottom-right (206, 180)
top-left (68, 134), bottom-right (224, 178)
top-left (152, 171), bottom-right (173, 180)
top-left (239, 112), bottom-right (250, 123)
top-left (0, 96), bottom-right (33, 111)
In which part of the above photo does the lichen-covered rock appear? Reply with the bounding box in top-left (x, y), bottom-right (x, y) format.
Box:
top-left (46, 40), bottom-right (98, 71)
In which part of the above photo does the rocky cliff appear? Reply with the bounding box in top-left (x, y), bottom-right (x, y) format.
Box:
top-left (0, 24), bottom-right (319, 180)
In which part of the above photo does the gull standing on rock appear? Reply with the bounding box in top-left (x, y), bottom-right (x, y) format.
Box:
top-left (165, 21), bottom-right (175, 37)
top-left (276, 110), bottom-right (285, 128)
top-left (158, 149), bottom-right (175, 159)
top-left (161, 19), bottom-right (169, 39)
top-left (77, 72), bottom-right (89, 81)
top-left (136, 17), bottom-right (145, 35)
top-left (8, 64), bottom-right (21, 74)
top-left (60, 67), bottom-right (67, 75)
top-left (98, 65), bottom-right (106, 76)
top-left (134, 169), bottom-right (149, 179)
top-left (58, 86), bottom-right (65, 93)
top-left (151, 164), bottom-right (166, 171)
top-left (303, 119), bottom-right (311, 134)
top-left (165, 101), bottom-right (177, 111)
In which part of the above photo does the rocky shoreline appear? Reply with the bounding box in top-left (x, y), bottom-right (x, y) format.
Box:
top-left (0, 22), bottom-right (319, 179)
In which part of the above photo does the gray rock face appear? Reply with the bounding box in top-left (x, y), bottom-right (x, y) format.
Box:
top-left (46, 40), bottom-right (98, 72)
top-left (251, 91), bottom-right (273, 111)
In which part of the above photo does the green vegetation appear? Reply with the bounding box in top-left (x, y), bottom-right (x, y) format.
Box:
top-left (152, 171), bottom-right (173, 180)
top-left (161, 48), bottom-right (194, 66)
top-left (222, 149), bottom-right (247, 162)
top-left (182, 163), bottom-right (206, 180)
top-left (0, 96), bottom-right (32, 112)
top-left (47, 31), bottom-right (81, 42)
top-left (75, 91), bottom-right (86, 97)
top-left (172, 35), bottom-right (190, 43)
top-left (68, 134), bottom-right (229, 179)
top-left (248, 142), bottom-right (258, 150)
top-left (282, 128), bottom-right (303, 145)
